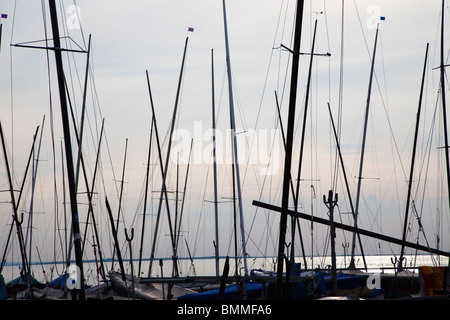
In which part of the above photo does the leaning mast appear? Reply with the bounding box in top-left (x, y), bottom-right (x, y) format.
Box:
top-left (211, 49), bottom-right (220, 277)
top-left (438, 0), bottom-right (450, 268)
top-left (349, 23), bottom-right (380, 269)
top-left (398, 44), bottom-right (429, 270)
top-left (148, 37), bottom-right (189, 277)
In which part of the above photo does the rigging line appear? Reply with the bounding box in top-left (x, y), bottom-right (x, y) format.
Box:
top-left (58, 0), bottom-right (81, 122)
top-left (275, 0), bottom-right (295, 123)
top-left (191, 158), bottom-right (210, 257)
top-left (251, 1), bottom-right (284, 132)
top-left (379, 33), bottom-right (407, 228)
top-left (245, 0), bottom-right (289, 180)
top-left (64, 23), bottom-right (97, 167)
top-left (72, 0), bottom-right (87, 48)
top-left (274, 0), bottom-right (289, 102)
top-left (321, 0), bottom-right (331, 101)
top-left (189, 140), bottom-right (213, 261)
top-left (411, 202), bottom-right (436, 263)
top-left (411, 67), bottom-right (439, 213)
top-left (415, 93), bottom-right (441, 254)
top-left (247, 105), bottom-right (284, 243)
top-left (8, 0), bottom-right (17, 179)
top-left (352, 6), bottom-right (414, 242)
top-left (57, 3), bottom-right (97, 178)
top-left (353, 4), bottom-right (408, 184)
top-left (332, 0), bottom-right (345, 192)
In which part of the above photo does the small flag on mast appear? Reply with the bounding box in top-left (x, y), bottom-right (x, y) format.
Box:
top-left (188, 27), bottom-right (194, 32)
top-left (1, 13), bottom-right (7, 19)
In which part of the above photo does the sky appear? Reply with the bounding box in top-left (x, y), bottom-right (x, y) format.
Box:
top-left (0, 0), bottom-right (449, 279)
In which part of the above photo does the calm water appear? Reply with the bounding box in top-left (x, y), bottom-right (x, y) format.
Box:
top-left (1, 254), bottom-right (447, 286)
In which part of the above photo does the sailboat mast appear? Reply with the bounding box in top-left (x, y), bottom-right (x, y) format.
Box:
top-left (399, 43), bottom-right (429, 270)
top-left (75, 35), bottom-right (92, 190)
top-left (327, 103), bottom-right (367, 270)
top-left (292, 19), bottom-right (318, 273)
top-left (211, 49), bottom-right (220, 277)
top-left (25, 116), bottom-right (45, 274)
top-left (349, 25), bottom-right (379, 269)
top-left (48, 0), bottom-right (85, 299)
top-left (80, 119), bottom-right (107, 281)
top-left (111, 138), bottom-right (128, 270)
top-left (0, 122), bottom-right (34, 285)
top-left (138, 116), bottom-right (154, 276)
top-left (148, 37), bottom-right (189, 277)
top-left (439, 0), bottom-right (450, 268)
top-left (276, 0), bottom-right (304, 299)
top-left (274, 91), bottom-right (307, 269)
top-left (116, 138), bottom-right (128, 233)
top-left (221, 0), bottom-right (249, 277)
top-left (294, 19), bottom-right (317, 216)
top-left (106, 197), bottom-right (126, 281)
top-left (145, 70), bottom-right (173, 277)
top-left (174, 139), bottom-right (193, 260)
top-left (61, 142), bottom-right (68, 268)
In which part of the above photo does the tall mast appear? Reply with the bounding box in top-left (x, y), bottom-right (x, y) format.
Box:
top-left (138, 116), bottom-right (154, 276)
top-left (80, 119), bottom-right (106, 281)
top-left (172, 153), bottom-right (180, 280)
top-left (0, 123), bottom-right (35, 287)
top-left (0, 13), bottom-right (6, 54)
top-left (439, 0), bottom-right (450, 268)
top-left (294, 19), bottom-right (317, 225)
top-left (48, 0), bottom-right (85, 299)
top-left (398, 44), bottom-right (429, 270)
top-left (292, 19), bottom-right (318, 274)
top-left (25, 116), bottom-right (45, 274)
top-left (174, 139), bottom-right (193, 264)
top-left (145, 70), bottom-right (173, 277)
top-left (116, 138), bottom-right (128, 233)
top-left (106, 197), bottom-right (126, 281)
top-left (211, 49), bottom-right (220, 277)
top-left (349, 25), bottom-right (379, 269)
top-left (111, 138), bottom-right (128, 270)
top-left (75, 35), bottom-right (92, 190)
top-left (221, 0), bottom-right (248, 278)
top-left (148, 37), bottom-right (189, 277)
top-left (275, 91), bottom-right (307, 269)
top-left (61, 141), bottom-right (68, 267)
top-left (276, 0), bottom-right (304, 299)
top-left (327, 103), bottom-right (367, 270)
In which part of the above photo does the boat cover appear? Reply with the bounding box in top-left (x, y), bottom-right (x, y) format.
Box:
top-left (178, 281), bottom-right (267, 300)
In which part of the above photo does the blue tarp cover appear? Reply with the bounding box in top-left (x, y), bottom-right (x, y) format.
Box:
top-left (178, 281), bottom-right (267, 300)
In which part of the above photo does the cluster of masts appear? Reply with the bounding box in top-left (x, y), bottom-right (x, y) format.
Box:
top-left (0, 0), bottom-right (449, 301)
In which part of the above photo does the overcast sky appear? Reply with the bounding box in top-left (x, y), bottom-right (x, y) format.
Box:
top-left (0, 1), bottom-right (449, 276)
